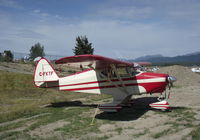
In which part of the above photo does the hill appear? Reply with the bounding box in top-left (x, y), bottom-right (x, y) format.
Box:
top-left (134, 52), bottom-right (200, 65)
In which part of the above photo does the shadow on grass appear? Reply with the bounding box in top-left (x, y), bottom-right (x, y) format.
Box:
top-left (46, 100), bottom-right (97, 108)
top-left (170, 106), bottom-right (187, 110)
top-left (46, 97), bottom-right (185, 121)
top-left (95, 97), bottom-right (158, 121)
top-left (95, 98), bottom-right (187, 121)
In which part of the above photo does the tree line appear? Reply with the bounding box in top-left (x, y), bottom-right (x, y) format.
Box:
top-left (0, 35), bottom-right (94, 62)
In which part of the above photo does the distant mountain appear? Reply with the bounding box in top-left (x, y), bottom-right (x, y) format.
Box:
top-left (133, 52), bottom-right (200, 65)
top-left (134, 54), bottom-right (163, 61)
top-left (180, 51), bottom-right (200, 56)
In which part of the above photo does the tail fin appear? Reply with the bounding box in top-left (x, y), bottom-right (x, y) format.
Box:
top-left (34, 58), bottom-right (59, 87)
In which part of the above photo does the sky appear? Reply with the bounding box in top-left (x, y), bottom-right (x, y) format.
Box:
top-left (0, 0), bottom-right (200, 59)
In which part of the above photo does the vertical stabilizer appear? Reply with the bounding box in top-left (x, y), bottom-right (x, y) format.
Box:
top-left (34, 58), bottom-right (59, 87)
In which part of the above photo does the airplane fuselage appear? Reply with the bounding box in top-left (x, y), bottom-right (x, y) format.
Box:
top-left (58, 69), bottom-right (168, 95)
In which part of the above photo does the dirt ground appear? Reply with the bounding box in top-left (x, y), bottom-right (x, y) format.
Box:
top-left (82, 66), bottom-right (199, 140)
top-left (95, 65), bottom-right (200, 140)
top-left (0, 63), bottom-right (200, 140)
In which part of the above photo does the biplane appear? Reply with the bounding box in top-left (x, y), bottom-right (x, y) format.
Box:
top-left (34, 55), bottom-right (176, 112)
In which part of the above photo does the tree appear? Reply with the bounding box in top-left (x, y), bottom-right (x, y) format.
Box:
top-left (29, 43), bottom-right (45, 60)
top-left (73, 36), bottom-right (94, 55)
top-left (2, 50), bottom-right (13, 62)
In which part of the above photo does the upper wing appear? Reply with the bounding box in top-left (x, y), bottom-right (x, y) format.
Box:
top-left (55, 54), bottom-right (133, 69)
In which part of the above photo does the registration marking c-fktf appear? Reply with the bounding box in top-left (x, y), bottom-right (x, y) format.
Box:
top-left (39, 71), bottom-right (53, 76)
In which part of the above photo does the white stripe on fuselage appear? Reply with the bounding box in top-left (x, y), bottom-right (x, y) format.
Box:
top-left (59, 77), bottom-right (166, 90)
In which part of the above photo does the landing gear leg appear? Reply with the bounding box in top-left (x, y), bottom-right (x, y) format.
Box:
top-left (150, 88), bottom-right (171, 111)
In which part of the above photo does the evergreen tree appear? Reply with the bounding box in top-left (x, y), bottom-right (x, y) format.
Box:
top-left (29, 43), bottom-right (45, 60)
top-left (2, 50), bottom-right (13, 62)
top-left (73, 36), bottom-right (94, 55)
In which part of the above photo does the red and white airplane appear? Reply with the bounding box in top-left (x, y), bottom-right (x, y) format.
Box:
top-left (34, 55), bottom-right (176, 112)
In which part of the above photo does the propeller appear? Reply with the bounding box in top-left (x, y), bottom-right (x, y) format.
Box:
top-left (167, 76), bottom-right (177, 88)
top-left (158, 75), bottom-right (177, 101)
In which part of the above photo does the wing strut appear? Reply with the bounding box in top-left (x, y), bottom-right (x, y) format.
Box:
top-left (98, 65), bottom-right (131, 112)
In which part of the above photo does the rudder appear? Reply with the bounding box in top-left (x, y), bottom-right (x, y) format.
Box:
top-left (34, 58), bottom-right (59, 87)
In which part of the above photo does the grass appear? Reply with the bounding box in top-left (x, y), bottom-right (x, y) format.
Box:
top-left (190, 126), bottom-right (200, 140)
top-left (115, 127), bottom-right (123, 135)
top-left (0, 70), bottom-right (98, 122)
top-left (0, 131), bottom-right (32, 140)
top-left (81, 135), bottom-right (111, 140)
top-left (133, 128), bottom-right (149, 138)
top-left (153, 107), bottom-right (199, 139)
top-left (0, 69), bottom-right (199, 140)
top-left (27, 107), bottom-right (100, 137)
top-left (152, 128), bottom-right (172, 139)
top-left (0, 70), bottom-right (112, 139)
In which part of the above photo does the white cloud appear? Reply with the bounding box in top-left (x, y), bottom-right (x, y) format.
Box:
top-left (32, 9), bottom-right (50, 18)
top-left (1, 16), bottom-right (200, 58)
top-left (99, 6), bottom-right (153, 19)
top-left (33, 9), bottom-right (40, 13)
top-left (40, 12), bottom-right (49, 17)
top-left (0, 0), bottom-right (22, 9)
top-left (1, 0), bottom-right (200, 59)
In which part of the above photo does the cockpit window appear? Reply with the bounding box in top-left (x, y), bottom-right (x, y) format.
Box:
top-left (131, 67), bottom-right (141, 76)
top-left (116, 67), bottom-right (130, 77)
top-left (100, 69), bottom-right (117, 78)
top-left (100, 67), bottom-right (137, 78)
